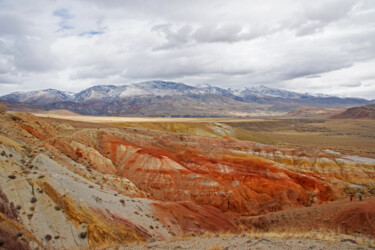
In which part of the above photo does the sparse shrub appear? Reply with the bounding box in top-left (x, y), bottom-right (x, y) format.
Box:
top-left (29, 206), bottom-right (35, 211)
top-left (16, 205), bottom-right (22, 210)
top-left (10, 115), bottom-right (21, 122)
top-left (120, 199), bottom-right (125, 205)
top-left (79, 232), bottom-right (87, 239)
top-left (149, 225), bottom-right (154, 229)
top-left (38, 175), bottom-right (45, 179)
top-left (88, 185), bottom-right (94, 189)
top-left (38, 189), bottom-right (43, 193)
top-left (30, 197), bottom-right (37, 203)
top-left (44, 234), bottom-right (52, 241)
top-left (0, 103), bottom-right (7, 114)
top-left (8, 175), bottom-right (16, 180)
top-left (341, 239), bottom-right (357, 244)
top-left (54, 235), bottom-right (60, 239)
top-left (54, 206), bottom-right (61, 211)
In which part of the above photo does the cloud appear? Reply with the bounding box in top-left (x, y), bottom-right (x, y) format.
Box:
top-left (340, 82), bottom-right (362, 87)
top-left (0, 0), bottom-right (374, 99)
top-left (0, 74), bottom-right (19, 85)
top-left (151, 23), bottom-right (265, 50)
top-left (53, 8), bottom-right (73, 19)
top-left (193, 24), bottom-right (261, 43)
top-left (151, 24), bottom-right (193, 50)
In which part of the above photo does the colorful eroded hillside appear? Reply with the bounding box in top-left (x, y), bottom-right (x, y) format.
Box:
top-left (0, 112), bottom-right (374, 248)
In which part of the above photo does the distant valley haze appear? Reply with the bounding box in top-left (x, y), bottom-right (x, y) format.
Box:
top-left (0, 0), bottom-right (375, 99)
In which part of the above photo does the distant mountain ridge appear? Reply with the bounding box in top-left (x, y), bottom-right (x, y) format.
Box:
top-left (1, 81), bottom-right (373, 116)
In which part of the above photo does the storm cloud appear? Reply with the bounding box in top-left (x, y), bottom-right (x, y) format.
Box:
top-left (0, 0), bottom-right (375, 99)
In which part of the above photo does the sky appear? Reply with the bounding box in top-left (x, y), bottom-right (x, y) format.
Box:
top-left (0, 0), bottom-right (375, 99)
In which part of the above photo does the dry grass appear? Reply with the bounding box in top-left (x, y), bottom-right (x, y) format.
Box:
top-left (0, 135), bottom-right (23, 151)
top-left (195, 228), bottom-right (375, 248)
top-left (168, 229), bottom-right (375, 248)
top-left (226, 119), bottom-right (375, 157)
top-left (244, 229), bottom-right (375, 248)
top-left (206, 245), bottom-right (224, 250)
top-left (0, 103), bottom-right (7, 114)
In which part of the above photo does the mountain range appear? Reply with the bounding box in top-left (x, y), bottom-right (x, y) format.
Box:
top-left (1, 80), bottom-right (373, 116)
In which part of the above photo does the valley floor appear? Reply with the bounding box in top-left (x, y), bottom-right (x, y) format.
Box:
top-left (116, 235), bottom-right (372, 250)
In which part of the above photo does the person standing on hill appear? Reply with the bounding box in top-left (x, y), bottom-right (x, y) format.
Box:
top-left (350, 194), bottom-right (354, 201)
top-left (359, 193), bottom-right (363, 201)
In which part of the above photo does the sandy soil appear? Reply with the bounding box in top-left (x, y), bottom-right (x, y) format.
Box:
top-left (115, 235), bottom-right (371, 249)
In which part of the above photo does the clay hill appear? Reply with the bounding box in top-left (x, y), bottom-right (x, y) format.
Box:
top-left (1, 81), bottom-right (372, 116)
top-left (0, 112), bottom-right (374, 248)
top-left (331, 104), bottom-right (375, 119)
top-left (285, 106), bottom-right (345, 118)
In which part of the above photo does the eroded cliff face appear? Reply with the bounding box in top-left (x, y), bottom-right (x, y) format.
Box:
top-left (0, 112), bottom-right (374, 248)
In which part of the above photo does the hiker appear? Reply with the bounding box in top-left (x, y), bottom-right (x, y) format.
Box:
top-left (359, 193), bottom-right (363, 201)
top-left (350, 194), bottom-right (353, 202)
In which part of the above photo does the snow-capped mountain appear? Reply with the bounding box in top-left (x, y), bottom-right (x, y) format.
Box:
top-left (1, 89), bottom-right (75, 105)
top-left (0, 81), bottom-right (372, 116)
top-left (249, 85), bottom-right (306, 99)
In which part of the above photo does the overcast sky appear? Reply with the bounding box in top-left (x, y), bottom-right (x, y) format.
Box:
top-left (0, 0), bottom-right (375, 99)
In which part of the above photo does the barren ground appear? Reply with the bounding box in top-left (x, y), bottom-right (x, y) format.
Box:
top-left (115, 234), bottom-right (373, 250)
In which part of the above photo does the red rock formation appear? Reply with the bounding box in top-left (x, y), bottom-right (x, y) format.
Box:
top-left (10, 115), bottom-right (340, 216)
top-left (97, 133), bottom-right (336, 216)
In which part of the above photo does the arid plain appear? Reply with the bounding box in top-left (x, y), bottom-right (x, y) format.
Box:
top-left (37, 112), bottom-right (375, 158)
